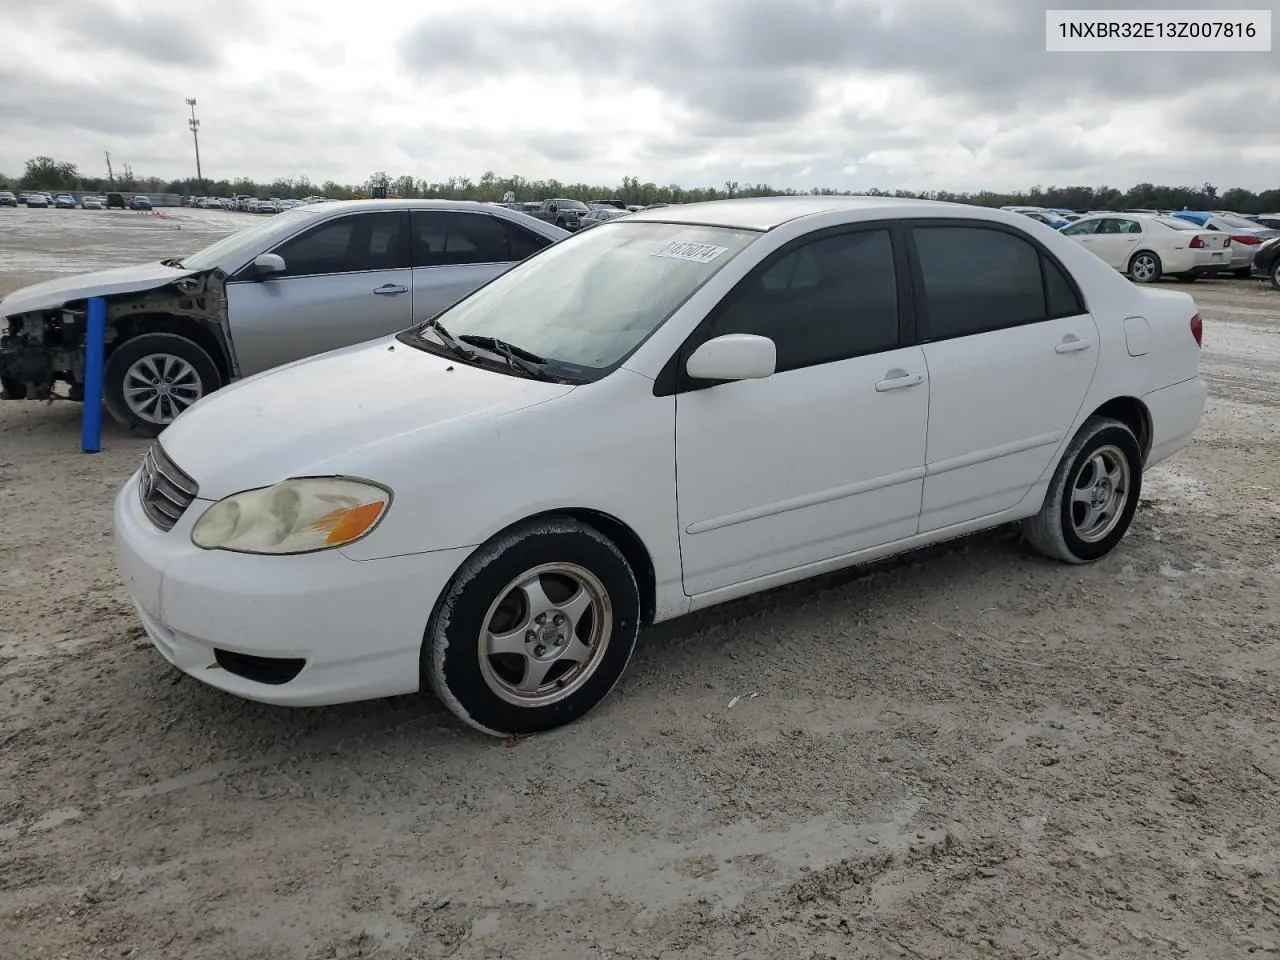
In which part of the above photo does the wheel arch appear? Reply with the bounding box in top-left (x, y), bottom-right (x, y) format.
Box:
top-left (1127, 248), bottom-right (1160, 274)
top-left (475, 508), bottom-right (658, 627)
top-left (108, 313), bottom-right (232, 385)
top-left (1088, 396), bottom-right (1152, 463)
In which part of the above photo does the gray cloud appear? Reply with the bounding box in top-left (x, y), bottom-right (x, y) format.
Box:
top-left (0, 69), bottom-right (170, 138)
top-left (398, 0), bottom-right (1277, 137)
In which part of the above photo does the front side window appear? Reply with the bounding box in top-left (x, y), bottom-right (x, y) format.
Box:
top-left (270, 212), bottom-right (407, 277)
top-left (418, 221), bottom-right (759, 373)
top-left (912, 225), bottom-right (1082, 340)
top-left (701, 228), bottom-right (900, 372)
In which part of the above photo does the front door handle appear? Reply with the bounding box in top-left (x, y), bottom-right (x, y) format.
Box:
top-left (373, 284), bottom-right (408, 296)
top-left (875, 371), bottom-right (924, 392)
top-left (1055, 335), bottom-right (1092, 354)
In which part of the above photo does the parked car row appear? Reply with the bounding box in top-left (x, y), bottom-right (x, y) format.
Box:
top-left (88, 196), bottom-right (1208, 735)
top-left (182, 195), bottom-right (331, 213)
top-left (1004, 206), bottom-right (1280, 287)
top-left (1, 191), bottom-right (152, 210)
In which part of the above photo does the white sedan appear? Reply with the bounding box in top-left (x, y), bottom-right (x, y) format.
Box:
top-left (114, 197), bottom-right (1207, 736)
top-left (1060, 213), bottom-right (1230, 282)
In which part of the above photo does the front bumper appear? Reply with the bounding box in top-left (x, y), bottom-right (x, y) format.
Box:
top-left (113, 469), bottom-right (474, 706)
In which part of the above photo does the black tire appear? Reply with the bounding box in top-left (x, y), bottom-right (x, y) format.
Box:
top-left (1022, 416), bottom-right (1143, 564)
top-left (1232, 267), bottom-right (1252, 279)
top-left (425, 516), bottom-right (641, 737)
top-left (1, 376), bottom-right (27, 400)
top-left (1127, 250), bottom-right (1162, 283)
top-left (1271, 259), bottom-right (1280, 291)
top-left (103, 332), bottom-right (221, 437)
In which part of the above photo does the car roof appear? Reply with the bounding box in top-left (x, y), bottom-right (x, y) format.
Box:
top-left (296, 198), bottom-right (551, 214)
top-left (622, 195), bottom-right (981, 231)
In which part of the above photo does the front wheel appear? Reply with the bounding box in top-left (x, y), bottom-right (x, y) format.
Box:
top-left (103, 333), bottom-right (221, 436)
top-left (1128, 251), bottom-right (1162, 283)
top-left (425, 517), bottom-right (641, 736)
top-left (1022, 417), bottom-right (1143, 564)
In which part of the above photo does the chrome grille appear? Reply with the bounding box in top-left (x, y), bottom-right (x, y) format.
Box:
top-left (137, 443), bottom-right (198, 531)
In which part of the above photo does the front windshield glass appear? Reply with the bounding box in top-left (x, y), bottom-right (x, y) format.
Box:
top-left (423, 221), bottom-right (759, 372)
top-left (179, 208), bottom-right (322, 271)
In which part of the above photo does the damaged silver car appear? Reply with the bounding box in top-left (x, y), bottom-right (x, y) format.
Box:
top-left (0, 199), bottom-right (567, 434)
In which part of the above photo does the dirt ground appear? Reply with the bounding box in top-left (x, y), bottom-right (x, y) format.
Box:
top-left (1, 209), bottom-right (1278, 959)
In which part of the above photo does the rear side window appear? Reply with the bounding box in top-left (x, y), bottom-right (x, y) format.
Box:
top-left (912, 225), bottom-right (1083, 340)
top-left (412, 211), bottom-right (551, 266)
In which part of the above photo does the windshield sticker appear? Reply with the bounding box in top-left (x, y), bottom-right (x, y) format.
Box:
top-left (651, 240), bottom-right (729, 264)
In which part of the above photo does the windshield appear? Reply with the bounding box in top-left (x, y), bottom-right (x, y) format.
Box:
top-left (421, 221), bottom-right (759, 373)
top-left (1154, 216), bottom-right (1198, 230)
top-left (179, 207), bottom-right (322, 271)
top-left (555, 200), bottom-right (589, 211)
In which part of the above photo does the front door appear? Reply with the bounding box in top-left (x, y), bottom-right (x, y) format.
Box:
top-left (674, 225), bottom-right (930, 596)
top-left (906, 221), bottom-right (1100, 533)
top-left (225, 210), bottom-right (413, 376)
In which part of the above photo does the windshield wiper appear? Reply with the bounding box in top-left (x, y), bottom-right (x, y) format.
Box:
top-left (420, 317), bottom-right (475, 361)
top-left (458, 335), bottom-right (558, 380)
top-left (160, 257), bottom-right (184, 268)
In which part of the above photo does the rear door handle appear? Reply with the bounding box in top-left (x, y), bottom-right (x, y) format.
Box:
top-left (875, 371), bottom-right (924, 392)
top-left (373, 284), bottom-right (408, 296)
top-left (1056, 335), bottom-right (1092, 354)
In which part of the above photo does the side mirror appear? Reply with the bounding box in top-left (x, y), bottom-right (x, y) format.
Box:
top-left (686, 334), bottom-right (776, 382)
top-left (251, 253), bottom-right (285, 278)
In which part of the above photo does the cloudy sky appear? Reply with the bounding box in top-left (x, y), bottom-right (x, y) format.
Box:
top-left (0, 0), bottom-right (1276, 192)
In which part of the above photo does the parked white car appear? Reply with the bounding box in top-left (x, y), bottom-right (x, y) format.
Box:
top-left (0, 200), bottom-right (567, 429)
top-left (1061, 213), bottom-right (1230, 282)
top-left (81, 196), bottom-right (104, 210)
top-left (114, 197), bottom-right (1206, 736)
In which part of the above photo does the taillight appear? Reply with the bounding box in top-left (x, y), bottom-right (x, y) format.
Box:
top-left (1190, 313), bottom-right (1202, 347)
top-left (1231, 234), bottom-right (1261, 245)
top-left (1189, 236), bottom-right (1205, 248)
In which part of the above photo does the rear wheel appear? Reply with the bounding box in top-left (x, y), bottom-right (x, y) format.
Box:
top-left (1232, 266), bottom-right (1252, 279)
top-left (1128, 251), bottom-right (1162, 283)
top-left (103, 333), bottom-right (221, 436)
top-left (1271, 259), bottom-right (1280, 291)
top-left (425, 517), bottom-right (641, 737)
top-left (1022, 417), bottom-right (1143, 564)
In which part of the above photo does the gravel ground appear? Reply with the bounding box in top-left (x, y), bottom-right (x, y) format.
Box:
top-left (1, 209), bottom-right (1278, 960)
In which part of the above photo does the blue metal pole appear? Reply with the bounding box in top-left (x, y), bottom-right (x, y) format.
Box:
top-left (81, 296), bottom-right (106, 453)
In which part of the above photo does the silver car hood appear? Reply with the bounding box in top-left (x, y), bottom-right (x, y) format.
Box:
top-left (0, 261), bottom-right (200, 317)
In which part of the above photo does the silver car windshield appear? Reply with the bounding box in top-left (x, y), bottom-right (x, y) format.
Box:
top-left (425, 221), bottom-right (760, 370)
top-left (178, 208), bottom-right (322, 271)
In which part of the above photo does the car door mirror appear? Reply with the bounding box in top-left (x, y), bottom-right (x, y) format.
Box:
top-left (686, 334), bottom-right (776, 382)
top-left (251, 253), bottom-right (286, 278)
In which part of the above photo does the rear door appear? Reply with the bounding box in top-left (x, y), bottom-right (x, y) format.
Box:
top-left (409, 210), bottom-right (553, 323)
top-left (225, 209), bottom-right (412, 376)
top-left (1086, 218), bottom-right (1139, 269)
top-left (906, 220), bottom-right (1101, 533)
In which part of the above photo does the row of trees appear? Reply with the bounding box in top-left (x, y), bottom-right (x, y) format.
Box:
top-left (4, 156), bottom-right (1280, 214)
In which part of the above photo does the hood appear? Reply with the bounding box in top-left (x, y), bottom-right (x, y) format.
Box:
top-left (156, 336), bottom-right (576, 500)
top-left (0, 261), bottom-right (200, 317)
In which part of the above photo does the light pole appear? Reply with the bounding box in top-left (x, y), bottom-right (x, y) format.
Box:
top-left (186, 98), bottom-right (203, 189)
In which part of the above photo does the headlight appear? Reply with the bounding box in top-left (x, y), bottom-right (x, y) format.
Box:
top-left (191, 477), bottom-right (391, 555)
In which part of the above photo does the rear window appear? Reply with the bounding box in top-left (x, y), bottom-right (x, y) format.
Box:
top-left (1154, 216), bottom-right (1199, 230)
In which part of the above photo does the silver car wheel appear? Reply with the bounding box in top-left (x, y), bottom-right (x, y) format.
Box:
top-left (477, 562), bottom-right (612, 708)
top-left (122, 353), bottom-right (204, 424)
top-left (1130, 253), bottom-right (1158, 282)
top-left (1069, 444), bottom-right (1131, 543)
